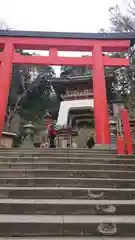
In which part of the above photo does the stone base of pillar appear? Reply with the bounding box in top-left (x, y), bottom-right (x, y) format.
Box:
top-left (93, 144), bottom-right (112, 150)
top-left (0, 132), bottom-right (17, 148)
top-left (20, 135), bottom-right (35, 149)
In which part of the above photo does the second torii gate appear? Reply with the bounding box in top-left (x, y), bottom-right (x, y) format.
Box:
top-left (0, 31), bottom-right (130, 145)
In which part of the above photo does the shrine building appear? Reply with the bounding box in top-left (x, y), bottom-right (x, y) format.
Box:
top-left (52, 72), bottom-right (115, 128)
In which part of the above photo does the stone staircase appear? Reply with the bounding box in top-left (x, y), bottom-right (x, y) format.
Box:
top-left (0, 148), bottom-right (135, 238)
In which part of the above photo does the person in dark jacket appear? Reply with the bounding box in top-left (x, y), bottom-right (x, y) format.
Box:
top-left (87, 133), bottom-right (95, 148)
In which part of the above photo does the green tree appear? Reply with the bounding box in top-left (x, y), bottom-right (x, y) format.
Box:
top-left (0, 22), bottom-right (59, 133)
top-left (0, 19), bottom-right (10, 30)
top-left (109, 2), bottom-right (135, 32)
top-left (108, 1), bottom-right (135, 116)
top-left (6, 50), bottom-right (58, 131)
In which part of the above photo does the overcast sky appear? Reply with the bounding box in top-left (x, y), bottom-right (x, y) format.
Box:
top-left (0, 0), bottom-right (125, 76)
top-left (0, 0), bottom-right (124, 32)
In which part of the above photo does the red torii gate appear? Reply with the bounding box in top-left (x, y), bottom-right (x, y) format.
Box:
top-left (0, 31), bottom-right (130, 145)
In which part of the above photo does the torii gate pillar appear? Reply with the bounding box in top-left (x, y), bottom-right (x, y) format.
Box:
top-left (92, 45), bottom-right (110, 144)
top-left (0, 42), bottom-right (14, 134)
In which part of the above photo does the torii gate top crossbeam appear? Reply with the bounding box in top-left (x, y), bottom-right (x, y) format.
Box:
top-left (0, 30), bottom-right (133, 51)
top-left (0, 30), bottom-right (135, 45)
top-left (0, 30), bottom-right (130, 66)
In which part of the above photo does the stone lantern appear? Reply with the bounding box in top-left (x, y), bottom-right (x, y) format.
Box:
top-left (24, 121), bottom-right (35, 137)
top-left (112, 98), bottom-right (124, 117)
top-left (110, 94), bottom-right (124, 150)
top-left (20, 121), bottom-right (35, 149)
top-left (112, 97), bottom-right (124, 132)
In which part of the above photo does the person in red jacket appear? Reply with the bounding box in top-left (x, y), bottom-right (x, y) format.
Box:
top-left (49, 124), bottom-right (57, 148)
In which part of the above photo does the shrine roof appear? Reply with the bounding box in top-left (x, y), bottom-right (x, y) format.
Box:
top-left (51, 72), bottom-right (114, 84)
top-left (0, 30), bottom-right (135, 46)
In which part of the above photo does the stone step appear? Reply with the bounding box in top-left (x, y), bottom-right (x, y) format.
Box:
top-left (0, 148), bottom-right (115, 153)
top-left (0, 149), bottom-right (116, 157)
top-left (0, 154), bottom-right (117, 161)
top-left (0, 177), bottom-right (135, 188)
top-left (0, 198), bottom-right (135, 215)
top-left (0, 187), bottom-right (134, 200)
top-left (0, 169), bottom-right (135, 179)
top-left (0, 162), bottom-right (134, 171)
top-left (0, 153), bottom-right (116, 158)
top-left (0, 238), bottom-right (133, 240)
top-left (0, 214), bottom-right (134, 236)
top-left (0, 151), bottom-right (116, 155)
top-left (0, 156), bottom-right (131, 164)
top-left (0, 149), bottom-right (133, 237)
